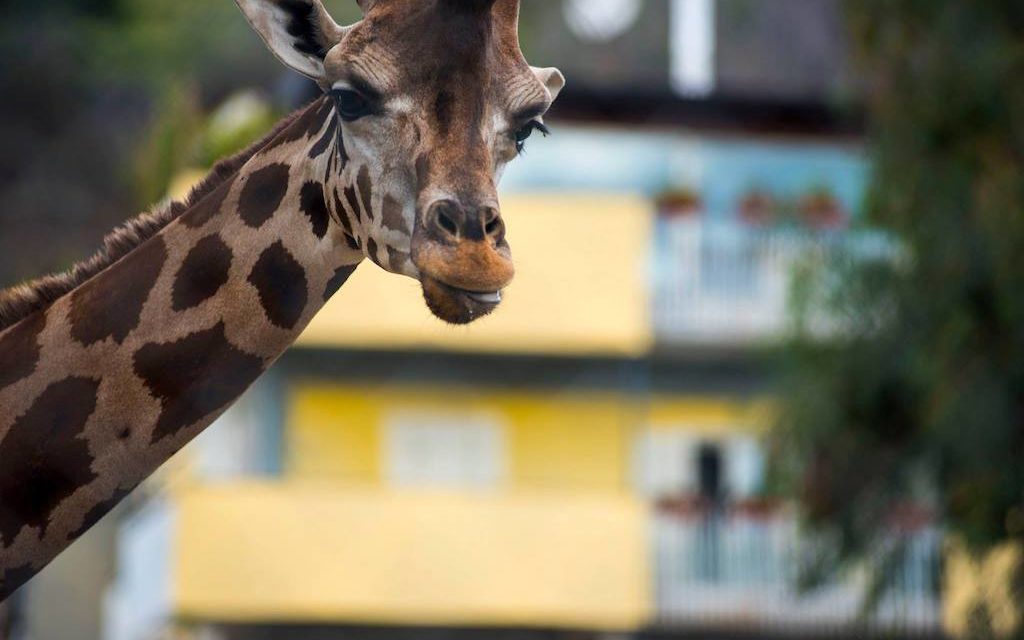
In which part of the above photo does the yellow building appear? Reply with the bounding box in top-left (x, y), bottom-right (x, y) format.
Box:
top-left (97, 192), bottom-right (780, 638)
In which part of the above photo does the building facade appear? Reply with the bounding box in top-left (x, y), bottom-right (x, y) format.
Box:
top-left (9, 3), bottom-right (944, 640)
top-left (102, 149), bottom-right (939, 639)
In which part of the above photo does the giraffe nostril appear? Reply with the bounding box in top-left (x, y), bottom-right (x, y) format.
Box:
top-left (437, 210), bottom-right (459, 237)
top-left (483, 208), bottom-right (503, 239)
top-left (429, 200), bottom-right (463, 239)
top-left (426, 201), bottom-right (502, 243)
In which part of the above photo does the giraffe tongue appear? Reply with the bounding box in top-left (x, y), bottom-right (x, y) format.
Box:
top-left (466, 291), bottom-right (502, 305)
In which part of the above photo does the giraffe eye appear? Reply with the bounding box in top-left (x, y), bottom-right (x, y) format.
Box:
top-left (331, 89), bottom-right (373, 121)
top-left (513, 120), bottom-right (549, 155)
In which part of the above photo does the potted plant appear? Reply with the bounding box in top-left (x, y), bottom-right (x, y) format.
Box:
top-left (656, 186), bottom-right (704, 219)
top-left (738, 188), bottom-right (777, 227)
top-left (798, 186), bottom-right (847, 230)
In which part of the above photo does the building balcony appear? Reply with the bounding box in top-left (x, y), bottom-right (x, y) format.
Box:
top-left (105, 484), bottom-right (651, 639)
top-left (651, 499), bottom-right (941, 634)
top-left (105, 485), bottom-right (940, 639)
top-left (653, 217), bottom-right (896, 348)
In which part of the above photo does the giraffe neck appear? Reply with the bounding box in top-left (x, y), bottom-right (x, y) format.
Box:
top-left (0, 96), bottom-right (362, 598)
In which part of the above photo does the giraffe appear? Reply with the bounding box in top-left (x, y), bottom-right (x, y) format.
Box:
top-left (0, 0), bottom-right (564, 601)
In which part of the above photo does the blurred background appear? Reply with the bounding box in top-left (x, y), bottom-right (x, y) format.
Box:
top-left (1, 1), bottom-right (1021, 639)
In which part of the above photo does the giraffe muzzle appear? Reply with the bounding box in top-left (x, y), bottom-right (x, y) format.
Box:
top-left (411, 199), bottom-right (515, 325)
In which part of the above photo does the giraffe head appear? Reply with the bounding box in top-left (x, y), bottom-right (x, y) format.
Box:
top-left (237, 0), bottom-right (564, 324)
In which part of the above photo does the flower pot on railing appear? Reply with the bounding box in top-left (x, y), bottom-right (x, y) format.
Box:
top-left (738, 189), bottom-right (777, 227)
top-left (655, 494), bottom-right (714, 519)
top-left (798, 189), bottom-right (848, 230)
top-left (729, 497), bottom-right (783, 521)
top-left (657, 188), bottom-right (704, 220)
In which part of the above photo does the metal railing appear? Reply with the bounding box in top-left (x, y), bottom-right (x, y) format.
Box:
top-left (652, 500), bottom-right (942, 634)
top-left (653, 218), bottom-right (895, 345)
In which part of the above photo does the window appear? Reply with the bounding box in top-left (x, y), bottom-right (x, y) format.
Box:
top-left (670, 0), bottom-right (717, 97)
top-left (633, 430), bottom-right (701, 497)
top-left (633, 429), bottom-right (764, 500)
top-left (384, 412), bottom-right (506, 489)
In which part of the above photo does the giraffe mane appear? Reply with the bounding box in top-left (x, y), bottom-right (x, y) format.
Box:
top-left (0, 103), bottom-right (311, 334)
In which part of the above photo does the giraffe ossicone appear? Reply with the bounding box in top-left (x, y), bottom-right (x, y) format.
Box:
top-left (0, 0), bottom-right (563, 601)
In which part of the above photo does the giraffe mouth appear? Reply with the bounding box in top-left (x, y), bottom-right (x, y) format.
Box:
top-left (420, 275), bottom-right (503, 325)
top-left (465, 290), bottom-right (502, 304)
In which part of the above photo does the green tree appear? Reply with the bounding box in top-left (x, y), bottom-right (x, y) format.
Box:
top-left (774, 1), bottom-right (1024, 637)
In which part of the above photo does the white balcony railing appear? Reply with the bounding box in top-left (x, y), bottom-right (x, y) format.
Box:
top-left (653, 218), bottom-right (895, 345)
top-left (653, 502), bottom-right (941, 634)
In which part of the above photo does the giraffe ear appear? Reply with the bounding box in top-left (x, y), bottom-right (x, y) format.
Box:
top-left (532, 67), bottom-right (566, 102)
top-left (236, 0), bottom-right (348, 82)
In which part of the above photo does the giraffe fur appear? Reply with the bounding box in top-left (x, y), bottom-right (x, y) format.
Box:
top-left (0, 0), bottom-right (563, 600)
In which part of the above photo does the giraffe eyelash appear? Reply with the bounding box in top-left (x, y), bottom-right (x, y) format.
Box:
top-left (330, 88), bottom-right (377, 122)
top-left (513, 120), bottom-right (549, 155)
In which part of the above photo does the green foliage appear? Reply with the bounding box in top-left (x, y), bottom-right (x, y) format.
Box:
top-left (83, 0), bottom-right (247, 86)
top-left (133, 84), bottom-right (205, 206)
top-left (774, 0), bottom-right (1024, 628)
top-left (133, 87), bottom-right (282, 205)
top-left (81, 1), bottom-right (358, 200)
top-left (1, 0), bottom-right (362, 89)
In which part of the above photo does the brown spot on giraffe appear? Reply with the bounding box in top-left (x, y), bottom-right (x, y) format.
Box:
top-left (324, 265), bottom-right (359, 301)
top-left (356, 166), bottom-right (374, 222)
top-left (366, 238), bottom-right (382, 268)
top-left (387, 246), bottom-right (411, 274)
top-left (70, 485), bottom-right (134, 539)
top-left (300, 181), bottom-right (331, 240)
top-left (69, 236), bottom-right (167, 346)
top-left (133, 322), bottom-right (265, 444)
top-left (309, 117), bottom-right (338, 160)
top-left (0, 311), bottom-right (46, 391)
top-left (0, 565), bottom-right (36, 603)
top-left (343, 184), bottom-right (363, 225)
top-left (331, 188), bottom-right (354, 236)
top-left (382, 194), bottom-right (410, 235)
top-left (172, 234), bottom-right (234, 311)
top-left (248, 241), bottom-right (309, 330)
top-left (266, 97), bottom-right (335, 152)
top-left (238, 163), bottom-right (291, 229)
top-left (0, 376), bottom-right (102, 546)
top-left (181, 174), bottom-right (237, 229)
